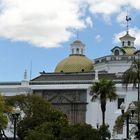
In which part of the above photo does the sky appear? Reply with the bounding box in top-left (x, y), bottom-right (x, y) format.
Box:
top-left (0, 0), bottom-right (140, 81)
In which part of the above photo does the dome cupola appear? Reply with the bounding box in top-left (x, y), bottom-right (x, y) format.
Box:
top-left (70, 40), bottom-right (85, 55)
top-left (119, 16), bottom-right (136, 48)
top-left (55, 40), bottom-right (93, 73)
top-left (118, 15), bottom-right (136, 55)
top-left (119, 32), bottom-right (136, 48)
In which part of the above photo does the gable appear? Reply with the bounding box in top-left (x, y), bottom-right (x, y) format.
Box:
top-left (111, 46), bottom-right (125, 55)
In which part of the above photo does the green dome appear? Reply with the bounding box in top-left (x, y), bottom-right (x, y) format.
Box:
top-left (55, 55), bottom-right (93, 73)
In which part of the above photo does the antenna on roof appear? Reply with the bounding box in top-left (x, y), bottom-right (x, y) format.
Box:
top-left (24, 68), bottom-right (27, 80)
top-left (30, 60), bottom-right (32, 80)
top-left (126, 11), bottom-right (131, 34)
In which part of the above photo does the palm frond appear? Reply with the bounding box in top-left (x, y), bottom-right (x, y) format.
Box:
top-left (122, 60), bottom-right (140, 88)
top-left (91, 95), bottom-right (98, 102)
top-left (90, 79), bottom-right (117, 103)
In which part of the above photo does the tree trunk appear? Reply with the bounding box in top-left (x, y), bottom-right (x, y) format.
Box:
top-left (102, 110), bottom-right (105, 125)
top-left (101, 103), bottom-right (106, 125)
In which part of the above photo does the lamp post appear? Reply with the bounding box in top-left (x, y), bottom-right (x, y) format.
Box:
top-left (12, 107), bottom-right (20, 140)
top-left (137, 53), bottom-right (140, 139)
top-left (120, 102), bottom-right (135, 139)
top-left (96, 121), bottom-right (99, 129)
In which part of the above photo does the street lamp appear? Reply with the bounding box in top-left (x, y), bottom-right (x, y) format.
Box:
top-left (12, 107), bottom-right (21, 140)
top-left (137, 53), bottom-right (140, 139)
top-left (120, 102), bottom-right (135, 139)
top-left (96, 121), bottom-right (99, 129)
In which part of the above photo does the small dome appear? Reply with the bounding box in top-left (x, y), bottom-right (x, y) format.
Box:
top-left (72, 40), bottom-right (83, 44)
top-left (55, 55), bottom-right (93, 73)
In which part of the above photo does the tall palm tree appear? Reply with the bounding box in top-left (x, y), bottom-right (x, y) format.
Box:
top-left (122, 59), bottom-right (140, 124)
top-left (90, 79), bottom-right (117, 125)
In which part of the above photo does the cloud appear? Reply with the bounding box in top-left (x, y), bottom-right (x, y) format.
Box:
top-left (85, 17), bottom-right (93, 27)
top-left (113, 27), bottom-right (140, 47)
top-left (88, 0), bottom-right (122, 15)
top-left (88, 0), bottom-right (140, 24)
top-left (88, 0), bottom-right (140, 16)
top-left (95, 34), bottom-right (102, 42)
top-left (0, 0), bottom-right (90, 48)
top-left (116, 11), bottom-right (127, 26)
top-left (0, 0), bottom-right (140, 48)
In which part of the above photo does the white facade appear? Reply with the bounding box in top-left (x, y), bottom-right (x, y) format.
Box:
top-left (0, 32), bottom-right (139, 139)
top-left (0, 77), bottom-right (138, 139)
top-left (94, 57), bottom-right (132, 74)
top-left (0, 80), bottom-right (138, 139)
top-left (93, 31), bottom-right (139, 139)
top-left (86, 84), bottom-right (138, 139)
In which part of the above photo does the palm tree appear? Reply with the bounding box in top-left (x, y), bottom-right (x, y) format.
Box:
top-left (122, 59), bottom-right (140, 100)
top-left (122, 59), bottom-right (140, 127)
top-left (90, 79), bottom-right (117, 125)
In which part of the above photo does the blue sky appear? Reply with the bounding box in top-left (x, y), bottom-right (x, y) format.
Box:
top-left (0, 0), bottom-right (140, 81)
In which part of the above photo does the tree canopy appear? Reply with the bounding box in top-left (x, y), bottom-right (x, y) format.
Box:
top-left (25, 123), bottom-right (101, 140)
top-left (5, 94), bottom-right (102, 140)
top-left (5, 94), bottom-right (68, 140)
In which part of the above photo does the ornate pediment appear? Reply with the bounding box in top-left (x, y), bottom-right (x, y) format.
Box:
top-left (48, 95), bottom-right (73, 104)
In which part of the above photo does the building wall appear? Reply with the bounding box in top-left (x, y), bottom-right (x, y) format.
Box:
top-left (0, 75), bottom-right (138, 139)
top-left (33, 89), bottom-right (87, 124)
top-left (95, 60), bottom-right (132, 73)
top-left (86, 84), bottom-right (138, 139)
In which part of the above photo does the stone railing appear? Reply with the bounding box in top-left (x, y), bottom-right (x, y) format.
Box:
top-left (94, 55), bottom-right (136, 64)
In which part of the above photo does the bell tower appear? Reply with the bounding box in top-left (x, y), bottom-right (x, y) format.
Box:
top-left (119, 16), bottom-right (136, 48)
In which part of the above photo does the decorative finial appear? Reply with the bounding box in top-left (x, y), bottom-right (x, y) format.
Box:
top-left (24, 69), bottom-right (27, 80)
top-left (30, 60), bottom-right (32, 80)
top-left (126, 15), bottom-right (131, 34)
top-left (95, 70), bottom-right (99, 81)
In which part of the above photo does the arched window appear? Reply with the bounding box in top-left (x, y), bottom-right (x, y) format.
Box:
top-left (128, 41), bottom-right (131, 46)
top-left (122, 41), bottom-right (125, 46)
top-left (114, 50), bottom-right (119, 56)
top-left (76, 48), bottom-right (79, 54)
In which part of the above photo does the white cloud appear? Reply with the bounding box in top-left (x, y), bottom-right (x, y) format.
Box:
top-left (88, 0), bottom-right (140, 24)
top-left (95, 34), bottom-right (102, 42)
top-left (1, 0), bottom-right (140, 48)
top-left (88, 0), bottom-right (125, 15)
top-left (116, 11), bottom-right (127, 26)
top-left (113, 27), bottom-right (140, 47)
top-left (129, 0), bottom-right (140, 10)
top-left (85, 17), bottom-right (93, 27)
top-left (0, 0), bottom-right (90, 48)
top-left (88, 0), bottom-right (140, 15)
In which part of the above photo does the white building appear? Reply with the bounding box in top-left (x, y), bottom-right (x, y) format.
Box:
top-left (0, 28), bottom-right (139, 140)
